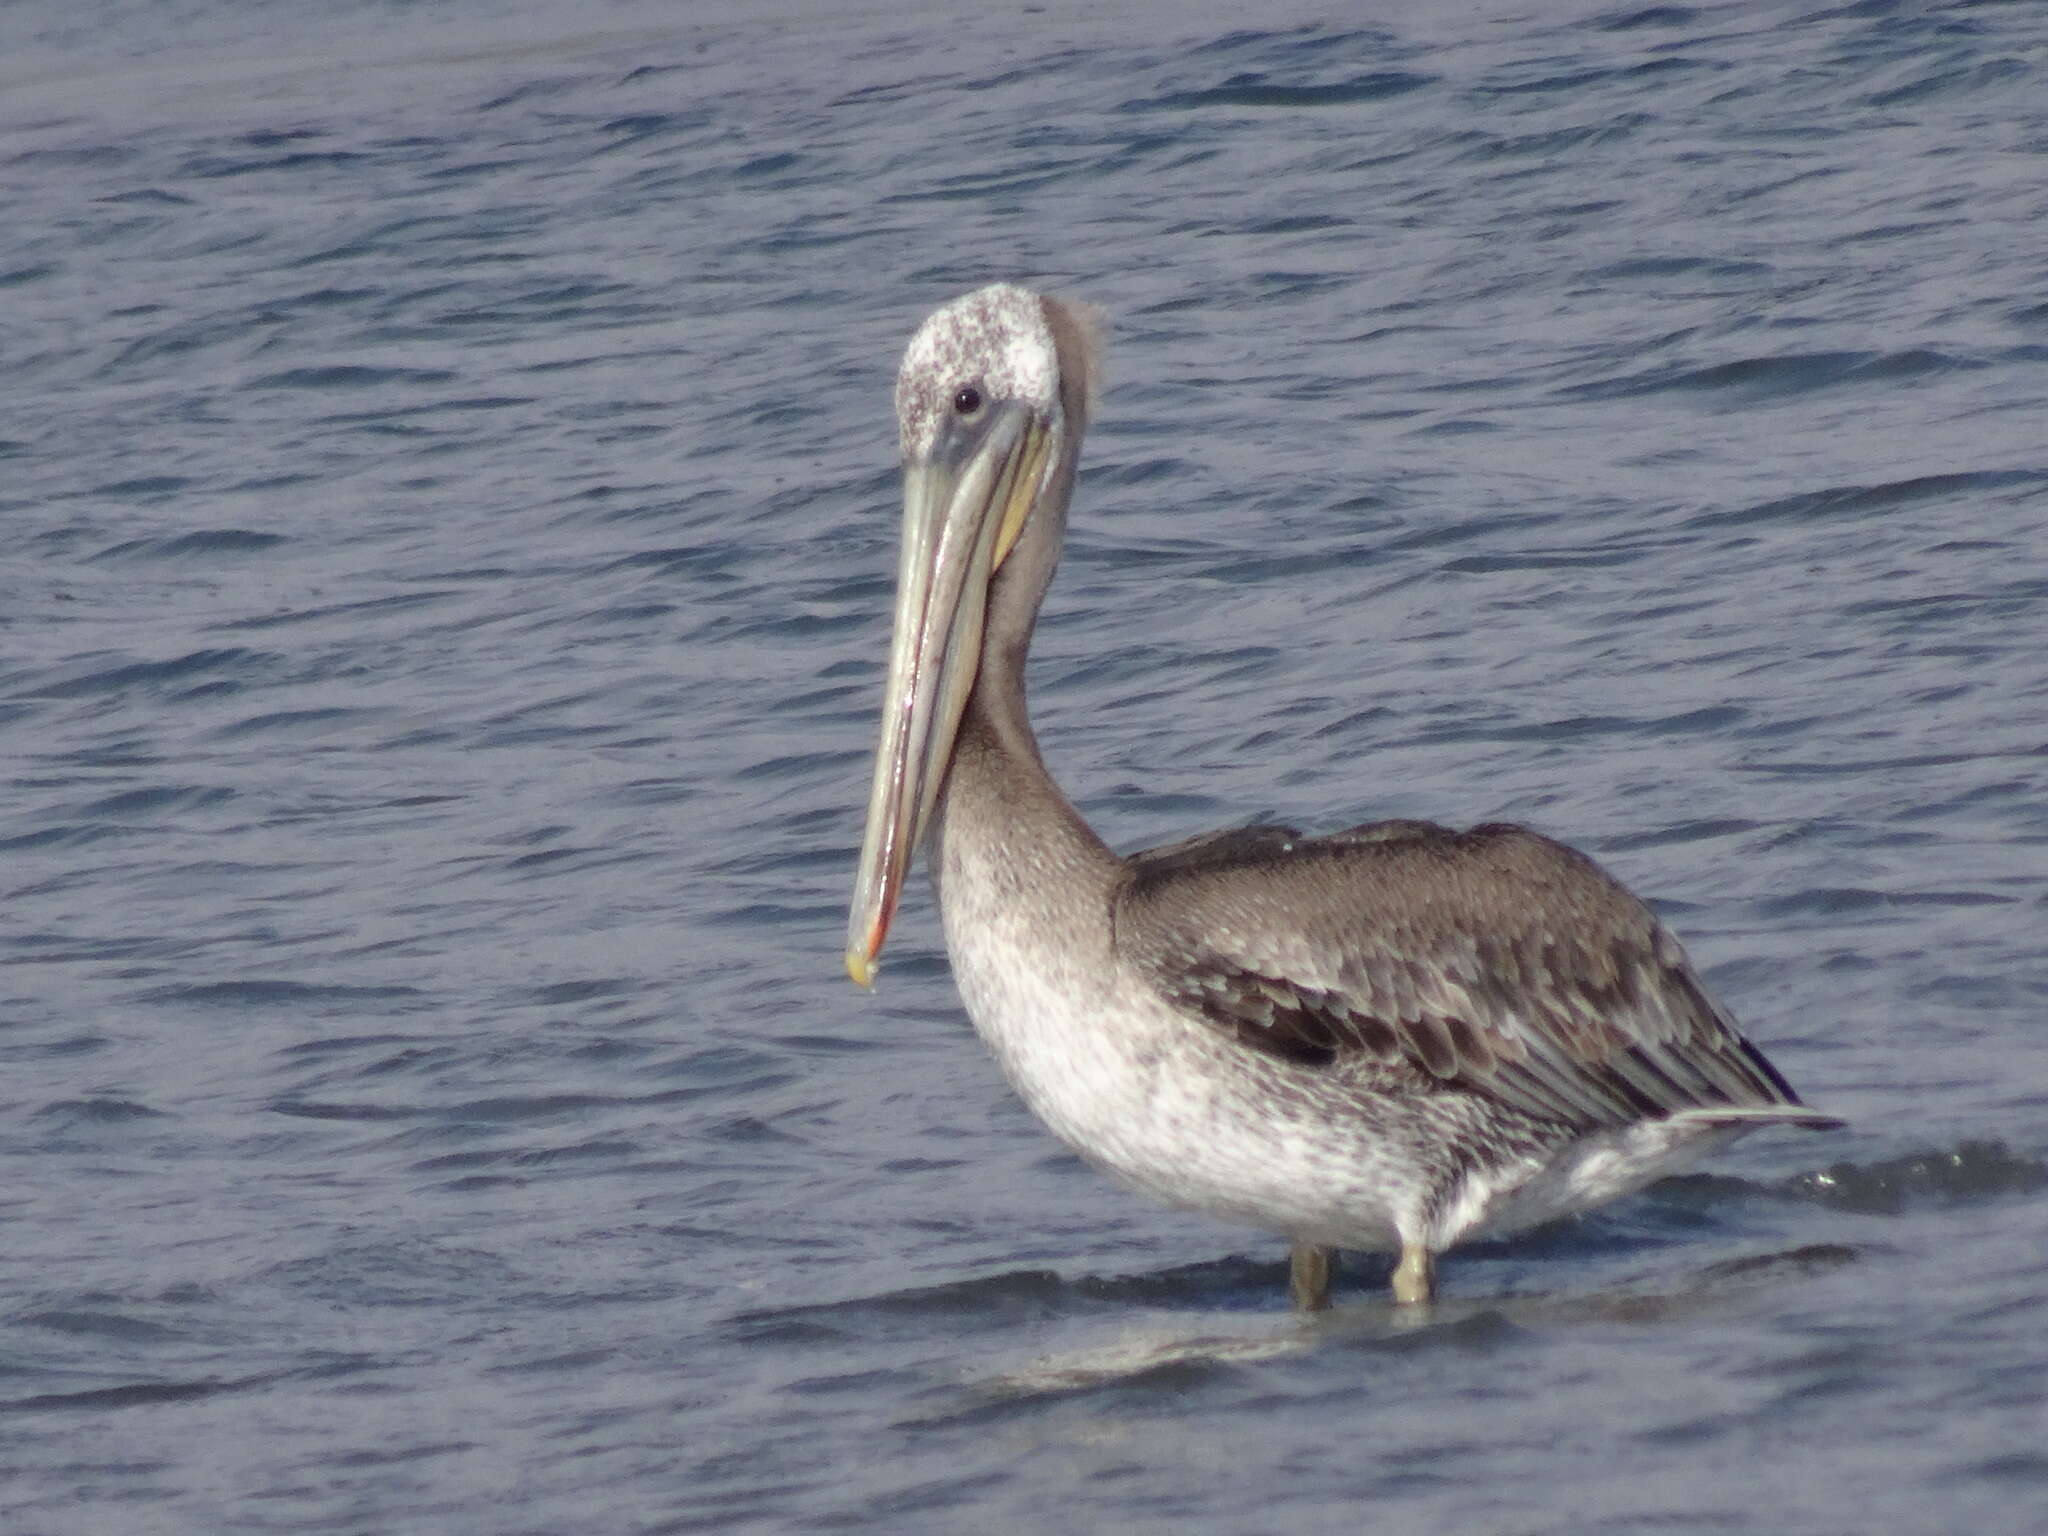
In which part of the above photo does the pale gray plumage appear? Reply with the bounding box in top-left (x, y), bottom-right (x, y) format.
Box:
top-left (847, 283), bottom-right (1839, 1308)
top-left (1119, 819), bottom-right (1809, 1128)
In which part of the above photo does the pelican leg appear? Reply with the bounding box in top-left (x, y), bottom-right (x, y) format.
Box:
top-left (1391, 1242), bottom-right (1436, 1306)
top-left (1289, 1240), bottom-right (1334, 1311)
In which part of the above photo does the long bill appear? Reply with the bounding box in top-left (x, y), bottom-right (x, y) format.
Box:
top-left (845, 405), bottom-right (1054, 987)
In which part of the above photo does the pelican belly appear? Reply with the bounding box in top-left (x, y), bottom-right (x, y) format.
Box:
top-left (935, 838), bottom-right (1422, 1253)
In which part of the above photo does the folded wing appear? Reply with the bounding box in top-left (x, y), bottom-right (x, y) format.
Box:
top-left (1113, 820), bottom-right (1833, 1132)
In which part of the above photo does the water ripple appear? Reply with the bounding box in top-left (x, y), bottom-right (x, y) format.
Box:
top-left (0, 1), bottom-right (2043, 1532)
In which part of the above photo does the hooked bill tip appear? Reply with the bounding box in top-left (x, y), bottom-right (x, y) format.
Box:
top-left (844, 947), bottom-right (877, 990)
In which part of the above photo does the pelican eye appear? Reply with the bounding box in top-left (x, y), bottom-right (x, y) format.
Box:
top-left (951, 385), bottom-right (983, 417)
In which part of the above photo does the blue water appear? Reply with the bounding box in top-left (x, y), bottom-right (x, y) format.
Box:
top-left (3, 1), bottom-right (2046, 1530)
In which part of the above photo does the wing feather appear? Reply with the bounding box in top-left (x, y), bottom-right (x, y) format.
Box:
top-left (1115, 819), bottom-right (1821, 1132)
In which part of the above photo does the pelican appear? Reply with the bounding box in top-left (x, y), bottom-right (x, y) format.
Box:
top-left (846, 284), bottom-right (1839, 1309)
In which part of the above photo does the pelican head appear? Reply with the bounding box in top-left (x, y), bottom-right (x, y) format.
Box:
top-left (845, 285), bottom-right (1098, 987)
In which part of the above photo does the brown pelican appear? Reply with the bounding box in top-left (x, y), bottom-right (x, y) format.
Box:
top-left (846, 284), bottom-right (1839, 1310)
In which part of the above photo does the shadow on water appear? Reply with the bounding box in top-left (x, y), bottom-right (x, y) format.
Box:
top-left (913, 1243), bottom-right (1864, 1416)
top-left (722, 1139), bottom-right (2042, 1405)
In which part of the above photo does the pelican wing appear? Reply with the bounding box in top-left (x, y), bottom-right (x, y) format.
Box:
top-left (1113, 819), bottom-right (1825, 1131)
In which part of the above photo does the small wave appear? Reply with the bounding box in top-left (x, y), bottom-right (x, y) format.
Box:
top-left (1785, 1141), bottom-right (2046, 1215)
top-left (27, 647), bottom-right (267, 700)
top-left (244, 364), bottom-right (455, 390)
top-left (141, 979), bottom-right (426, 1009)
top-left (1695, 469), bottom-right (2046, 530)
top-left (1131, 72), bottom-right (1435, 112)
top-left (87, 529), bottom-right (286, 562)
top-left (32, 1096), bottom-right (169, 1127)
top-left (1566, 349), bottom-right (1978, 406)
